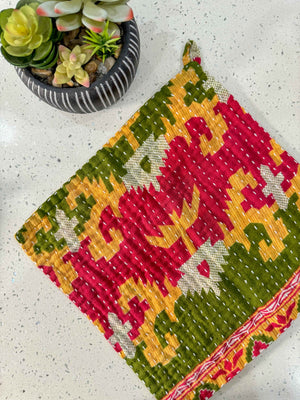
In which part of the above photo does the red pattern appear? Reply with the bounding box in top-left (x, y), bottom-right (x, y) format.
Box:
top-left (38, 265), bottom-right (60, 287)
top-left (59, 96), bottom-right (298, 342)
top-left (266, 301), bottom-right (296, 334)
top-left (199, 389), bottom-right (214, 400)
top-left (212, 348), bottom-right (243, 382)
top-left (252, 341), bottom-right (269, 358)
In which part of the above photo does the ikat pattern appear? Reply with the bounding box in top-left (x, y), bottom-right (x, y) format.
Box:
top-left (16, 41), bottom-right (300, 400)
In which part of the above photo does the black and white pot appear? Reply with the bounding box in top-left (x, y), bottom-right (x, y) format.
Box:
top-left (15, 19), bottom-right (140, 114)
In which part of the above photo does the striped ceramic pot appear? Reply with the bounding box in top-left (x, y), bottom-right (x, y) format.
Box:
top-left (15, 19), bottom-right (140, 114)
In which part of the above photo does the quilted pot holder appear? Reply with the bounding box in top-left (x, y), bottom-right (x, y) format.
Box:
top-left (16, 41), bottom-right (300, 400)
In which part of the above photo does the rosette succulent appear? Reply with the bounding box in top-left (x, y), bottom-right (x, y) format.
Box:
top-left (0, 1), bottom-right (61, 68)
top-left (37, 0), bottom-right (133, 32)
top-left (0, 2), bottom-right (52, 56)
top-left (53, 44), bottom-right (93, 87)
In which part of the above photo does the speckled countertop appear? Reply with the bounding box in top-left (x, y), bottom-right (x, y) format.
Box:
top-left (0, 1), bottom-right (299, 399)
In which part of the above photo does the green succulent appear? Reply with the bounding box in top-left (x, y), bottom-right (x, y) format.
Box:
top-left (53, 44), bottom-right (93, 87)
top-left (36, 0), bottom-right (133, 32)
top-left (82, 20), bottom-right (119, 61)
top-left (0, 2), bottom-right (52, 56)
top-left (0, 1), bottom-right (62, 68)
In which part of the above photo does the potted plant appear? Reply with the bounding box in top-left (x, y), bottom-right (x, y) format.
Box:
top-left (0, 0), bottom-right (140, 113)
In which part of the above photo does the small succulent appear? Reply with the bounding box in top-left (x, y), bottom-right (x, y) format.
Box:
top-left (37, 0), bottom-right (133, 32)
top-left (0, 2), bottom-right (52, 56)
top-left (82, 20), bottom-right (119, 61)
top-left (0, 1), bottom-right (61, 68)
top-left (53, 44), bottom-right (93, 87)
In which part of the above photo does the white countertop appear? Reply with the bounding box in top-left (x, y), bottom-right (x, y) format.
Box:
top-left (0, 1), bottom-right (299, 399)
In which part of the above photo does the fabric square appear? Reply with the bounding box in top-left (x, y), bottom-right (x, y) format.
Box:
top-left (16, 41), bottom-right (300, 400)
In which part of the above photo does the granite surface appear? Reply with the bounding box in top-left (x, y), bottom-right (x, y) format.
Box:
top-left (0, 0), bottom-right (299, 399)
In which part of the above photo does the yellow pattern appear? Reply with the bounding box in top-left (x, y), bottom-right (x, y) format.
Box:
top-left (65, 173), bottom-right (126, 261)
top-left (118, 277), bottom-right (182, 367)
top-left (219, 168), bottom-right (288, 261)
top-left (196, 96), bottom-right (229, 156)
top-left (90, 318), bottom-right (105, 334)
top-left (269, 138), bottom-right (285, 166)
top-left (286, 164), bottom-right (300, 210)
top-left (22, 212), bottom-right (77, 294)
top-left (146, 184), bottom-right (200, 256)
top-left (161, 68), bottom-right (200, 145)
top-left (162, 67), bottom-right (228, 156)
top-left (104, 112), bottom-right (141, 151)
top-left (182, 48), bottom-right (191, 66)
top-left (182, 390), bottom-right (196, 400)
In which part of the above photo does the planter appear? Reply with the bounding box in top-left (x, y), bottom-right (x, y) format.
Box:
top-left (15, 19), bottom-right (140, 114)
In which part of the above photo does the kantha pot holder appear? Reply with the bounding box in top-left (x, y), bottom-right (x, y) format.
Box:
top-left (16, 41), bottom-right (300, 400)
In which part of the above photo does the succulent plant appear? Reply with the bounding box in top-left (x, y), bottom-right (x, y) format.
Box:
top-left (36, 0), bottom-right (133, 32)
top-left (0, 1), bottom-right (62, 68)
top-left (53, 44), bottom-right (93, 87)
top-left (0, 2), bottom-right (52, 57)
top-left (82, 20), bottom-right (119, 61)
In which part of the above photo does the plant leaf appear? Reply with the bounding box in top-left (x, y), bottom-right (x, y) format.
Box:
top-left (30, 45), bottom-right (57, 68)
top-left (82, 15), bottom-right (106, 33)
top-left (58, 44), bottom-right (71, 61)
top-left (54, 0), bottom-right (82, 16)
top-left (54, 70), bottom-right (70, 85)
top-left (32, 40), bottom-right (53, 61)
top-left (83, 2), bottom-right (107, 22)
top-left (56, 13), bottom-right (81, 31)
top-left (36, 1), bottom-right (59, 17)
top-left (36, 16), bottom-right (53, 42)
top-left (32, 48), bottom-right (58, 69)
top-left (28, 33), bottom-right (43, 50)
top-left (99, 4), bottom-right (133, 23)
top-left (75, 68), bottom-right (90, 87)
top-left (1, 45), bottom-right (33, 66)
top-left (4, 43), bottom-right (33, 57)
top-left (0, 8), bottom-right (13, 31)
top-left (16, 0), bottom-right (38, 9)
